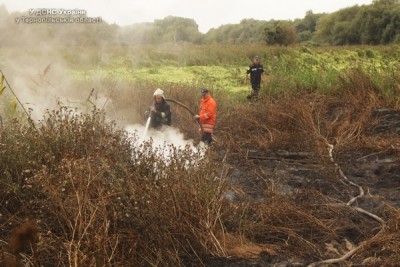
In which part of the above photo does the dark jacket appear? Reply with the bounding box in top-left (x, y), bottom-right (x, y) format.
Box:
top-left (247, 63), bottom-right (264, 86)
top-left (150, 100), bottom-right (171, 129)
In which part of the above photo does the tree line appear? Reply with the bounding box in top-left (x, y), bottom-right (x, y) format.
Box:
top-left (0, 0), bottom-right (399, 47)
top-left (315, 0), bottom-right (400, 45)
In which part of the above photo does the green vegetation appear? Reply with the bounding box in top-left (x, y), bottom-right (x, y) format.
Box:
top-left (316, 0), bottom-right (400, 45)
top-left (1, 45), bottom-right (400, 264)
top-left (64, 45), bottom-right (400, 102)
top-left (0, 1), bottom-right (399, 47)
top-left (0, 1), bottom-right (400, 265)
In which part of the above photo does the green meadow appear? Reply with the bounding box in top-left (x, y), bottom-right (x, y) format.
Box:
top-left (67, 44), bottom-right (400, 99)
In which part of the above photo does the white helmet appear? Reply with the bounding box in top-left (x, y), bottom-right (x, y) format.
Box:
top-left (153, 88), bottom-right (165, 99)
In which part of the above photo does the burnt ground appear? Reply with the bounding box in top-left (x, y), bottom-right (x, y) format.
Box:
top-left (207, 108), bottom-right (400, 266)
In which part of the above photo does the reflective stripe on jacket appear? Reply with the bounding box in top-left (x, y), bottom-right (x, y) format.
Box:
top-left (202, 123), bottom-right (215, 133)
top-left (199, 95), bottom-right (217, 133)
top-left (247, 63), bottom-right (264, 86)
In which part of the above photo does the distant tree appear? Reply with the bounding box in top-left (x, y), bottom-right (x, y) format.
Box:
top-left (1, 1), bottom-right (399, 47)
top-left (154, 16), bottom-right (202, 43)
top-left (297, 31), bottom-right (313, 43)
top-left (373, 0), bottom-right (400, 5)
top-left (203, 19), bottom-right (272, 44)
top-left (295, 10), bottom-right (320, 33)
top-left (265, 22), bottom-right (297, 46)
top-left (294, 10), bottom-right (325, 43)
top-left (315, 1), bottom-right (400, 45)
top-left (359, 2), bottom-right (400, 44)
top-left (314, 15), bottom-right (334, 44)
top-left (117, 16), bottom-right (202, 44)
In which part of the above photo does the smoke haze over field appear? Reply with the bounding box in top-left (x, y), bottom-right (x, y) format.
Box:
top-left (1, 0), bottom-right (372, 32)
top-left (0, 43), bottom-right (199, 150)
top-left (1, 50), bottom-right (106, 121)
top-left (1, 50), bottom-right (199, 150)
top-left (125, 124), bottom-right (205, 158)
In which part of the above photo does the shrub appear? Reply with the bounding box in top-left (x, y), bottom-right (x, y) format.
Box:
top-left (0, 106), bottom-right (227, 266)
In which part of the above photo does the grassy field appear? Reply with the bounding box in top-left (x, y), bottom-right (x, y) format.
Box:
top-left (1, 44), bottom-right (400, 266)
top-left (67, 45), bottom-right (400, 96)
top-left (1, 44), bottom-right (399, 111)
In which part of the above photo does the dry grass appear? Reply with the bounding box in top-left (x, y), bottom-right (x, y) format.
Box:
top-left (0, 106), bottom-right (227, 266)
top-left (214, 68), bottom-right (400, 265)
top-left (217, 69), bottom-right (386, 154)
top-left (354, 205), bottom-right (400, 266)
top-left (1, 68), bottom-right (399, 266)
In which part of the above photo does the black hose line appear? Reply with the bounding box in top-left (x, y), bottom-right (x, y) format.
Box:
top-left (165, 98), bottom-right (204, 134)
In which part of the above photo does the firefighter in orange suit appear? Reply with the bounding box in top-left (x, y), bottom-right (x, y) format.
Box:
top-left (193, 88), bottom-right (217, 144)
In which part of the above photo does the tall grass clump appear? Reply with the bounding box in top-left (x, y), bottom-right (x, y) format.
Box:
top-left (0, 106), bottom-right (227, 266)
top-left (215, 64), bottom-right (400, 266)
top-left (217, 67), bottom-right (395, 153)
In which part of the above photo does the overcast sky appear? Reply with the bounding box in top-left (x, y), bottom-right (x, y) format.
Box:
top-left (2, 0), bottom-right (373, 32)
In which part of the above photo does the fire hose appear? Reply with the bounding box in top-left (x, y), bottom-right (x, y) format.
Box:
top-left (165, 98), bottom-right (204, 134)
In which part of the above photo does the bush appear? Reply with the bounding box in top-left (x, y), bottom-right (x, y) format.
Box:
top-left (0, 106), bottom-right (227, 266)
top-left (366, 49), bottom-right (375, 58)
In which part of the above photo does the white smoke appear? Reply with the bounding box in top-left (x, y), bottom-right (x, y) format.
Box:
top-left (2, 55), bottom-right (91, 121)
top-left (125, 123), bottom-right (206, 159)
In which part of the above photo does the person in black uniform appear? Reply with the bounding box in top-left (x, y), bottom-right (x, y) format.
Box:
top-left (149, 88), bottom-right (171, 129)
top-left (245, 55), bottom-right (264, 100)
